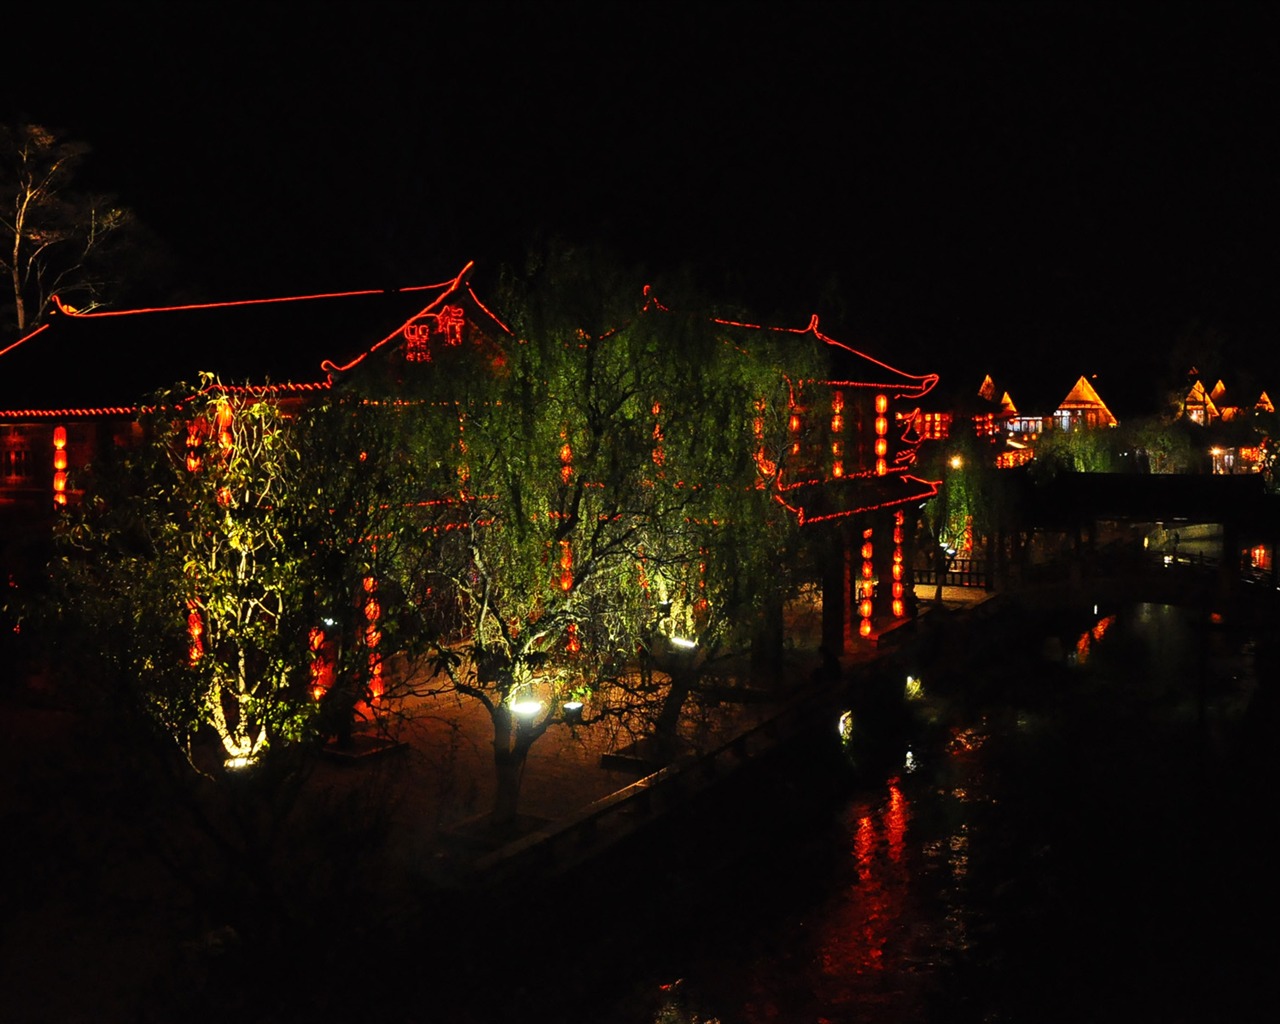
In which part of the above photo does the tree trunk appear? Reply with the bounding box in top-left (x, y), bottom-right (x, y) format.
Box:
top-left (491, 748), bottom-right (528, 829)
top-left (751, 596), bottom-right (784, 682)
top-left (653, 669), bottom-right (694, 758)
top-left (489, 705), bottom-right (533, 829)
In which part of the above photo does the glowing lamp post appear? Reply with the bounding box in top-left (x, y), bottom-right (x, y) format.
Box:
top-left (512, 682), bottom-right (543, 721)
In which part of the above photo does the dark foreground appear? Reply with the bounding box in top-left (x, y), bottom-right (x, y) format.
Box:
top-left (3, 595), bottom-right (1278, 1023)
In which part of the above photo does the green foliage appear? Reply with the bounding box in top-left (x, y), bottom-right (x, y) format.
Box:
top-left (51, 375), bottom-right (317, 769)
top-left (1123, 416), bottom-right (1200, 474)
top-left (916, 429), bottom-right (1010, 554)
top-left (334, 244), bottom-right (818, 816)
top-left (1030, 425), bottom-right (1120, 479)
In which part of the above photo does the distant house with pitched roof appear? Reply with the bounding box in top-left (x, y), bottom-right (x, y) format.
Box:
top-left (914, 371), bottom-right (1121, 469)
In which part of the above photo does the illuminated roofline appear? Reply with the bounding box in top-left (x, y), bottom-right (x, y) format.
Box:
top-left (320, 262), bottom-right (514, 375)
top-left (774, 473), bottom-right (941, 526)
top-left (641, 289), bottom-right (938, 399)
top-left (49, 281), bottom-right (455, 320)
top-left (0, 380), bottom-right (331, 421)
top-left (0, 321), bottom-right (50, 358)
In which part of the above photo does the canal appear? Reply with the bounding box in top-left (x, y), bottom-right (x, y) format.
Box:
top-left (445, 598), bottom-right (1275, 1024)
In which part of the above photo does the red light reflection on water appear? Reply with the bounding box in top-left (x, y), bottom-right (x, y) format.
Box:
top-left (774, 776), bottom-right (918, 1019)
top-left (1073, 613), bottom-right (1116, 665)
top-left (725, 738), bottom-right (985, 1023)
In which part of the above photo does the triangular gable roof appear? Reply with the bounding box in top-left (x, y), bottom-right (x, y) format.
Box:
top-left (1000, 391), bottom-right (1017, 416)
top-left (1183, 378), bottom-right (1219, 421)
top-left (0, 267), bottom-right (480, 418)
top-left (1058, 375), bottom-right (1117, 423)
top-left (321, 262), bottom-right (513, 378)
top-left (1258, 391), bottom-right (1275, 413)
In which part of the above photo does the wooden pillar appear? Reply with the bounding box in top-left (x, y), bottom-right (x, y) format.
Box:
top-left (821, 525), bottom-right (848, 656)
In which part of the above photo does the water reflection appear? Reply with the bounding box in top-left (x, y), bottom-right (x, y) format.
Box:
top-left (621, 600), bottom-right (1272, 1024)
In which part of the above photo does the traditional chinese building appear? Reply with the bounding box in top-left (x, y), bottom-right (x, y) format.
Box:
top-left (0, 270), bottom-right (511, 575)
top-left (1, 262), bottom-right (940, 651)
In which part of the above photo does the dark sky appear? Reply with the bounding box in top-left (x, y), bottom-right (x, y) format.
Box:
top-left (10, 2), bottom-right (1280, 392)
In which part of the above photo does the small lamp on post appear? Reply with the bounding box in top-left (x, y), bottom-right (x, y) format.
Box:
top-left (511, 683), bottom-right (543, 723)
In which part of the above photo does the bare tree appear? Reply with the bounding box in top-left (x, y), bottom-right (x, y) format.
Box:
top-left (0, 122), bottom-right (137, 336)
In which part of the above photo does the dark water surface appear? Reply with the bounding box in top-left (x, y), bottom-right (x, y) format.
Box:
top-left (510, 601), bottom-right (1278, 1024)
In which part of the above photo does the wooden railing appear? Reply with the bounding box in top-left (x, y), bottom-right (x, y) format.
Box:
top-left (914, 556), bottom-right (992, 589)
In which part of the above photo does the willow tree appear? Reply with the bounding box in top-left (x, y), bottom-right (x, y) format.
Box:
top-left (344, 249), bottom-right (814, 828)
top-left (915, 423), bottom-right (1010, 599)
top-left (616, 312), bottom-right (816, 758)
top-left (286, 389), bottom-right (445, 747)
top-left (52, 376), bottom-right (317, 771)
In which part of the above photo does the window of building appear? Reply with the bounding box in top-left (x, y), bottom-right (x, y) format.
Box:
top-left (3, 446), bottom-right (31, 479)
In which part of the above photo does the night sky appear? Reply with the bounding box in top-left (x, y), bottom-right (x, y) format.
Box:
top-left (9, 2), bottom-right (1280, 393)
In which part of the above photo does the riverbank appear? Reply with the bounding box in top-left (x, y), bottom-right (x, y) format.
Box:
top-left (0, 584), bottom-right (990, 1023)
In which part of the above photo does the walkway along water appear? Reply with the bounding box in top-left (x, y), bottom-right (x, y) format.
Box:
top-left (437, 585), bottom-right (1004, 890)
